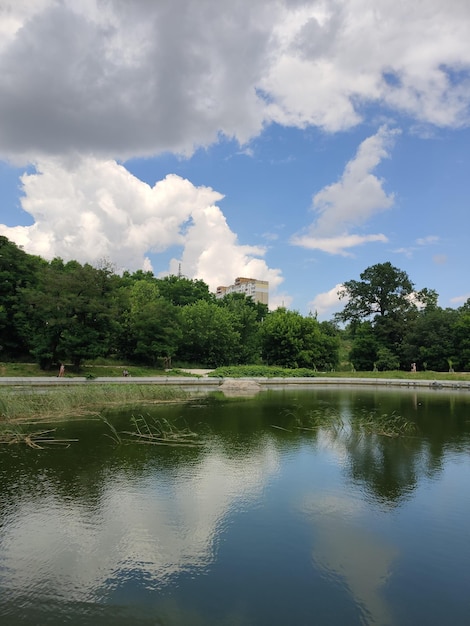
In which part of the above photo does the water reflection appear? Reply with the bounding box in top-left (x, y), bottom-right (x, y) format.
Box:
top-left (1, 443), bottom-right (279, 603)
top-left (1, 388), bottom-right (469, 625)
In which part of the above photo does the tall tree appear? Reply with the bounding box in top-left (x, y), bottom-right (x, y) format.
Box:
top-left (336, 262), bottom-right (417, 322)
top-left (16, 259), bottom-right (118, 369)
top-left (217, 293), bottom-right (262, 364)
top-left (0, 236), bottom-right (45, 357)
top-left (337, 262), bottom-right (430, 370)
top-left (124, 280), bottom-right (182, 365)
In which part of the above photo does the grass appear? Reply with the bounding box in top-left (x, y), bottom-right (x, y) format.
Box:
top-left (208, 364), bottom-right (470, 382)
top-left (2, 360), bottom-right (470, 382)
top-left (0, 384), bottom-right (190, 423)
top-left (0, 361), bottom-right (192, 378)
top-left (319, 370), bottom-right (470, 382)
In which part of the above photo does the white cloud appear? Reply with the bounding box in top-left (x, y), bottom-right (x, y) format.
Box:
top-left (268, 292), bottom-right (294, 310)
top-left (0, 157), bottom-right (284, 296)
top-left (0, 1), bottom-right (469, 162)
top-left (1, 0), bottom-right (469, 312)
top-left (0, 0), bottom-right (51, 51)
top-left (394, 236), bottom-right (441, 258)
top-left (450, 293), bottom-right (470, 305)
top-left (166, 200), bottom-right (284, 294)
top-left (309, 284), bottom-right (346, 319)
top-left (293, 233), bottom-right (388, 257)
top-left (393, 247), bottom-right (414, 259)
top-left (416, 235), bottom-right (439, 246)
top-left (291, 126), bottom-right (397, 255)
top-left (264, 0), bottom-right (470, 132)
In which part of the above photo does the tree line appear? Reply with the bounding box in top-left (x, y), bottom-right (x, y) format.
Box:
top-left (0, 236), bottom-right (338, 370)
top-left (1, 236), bottom-right (469, 371)
top-left (336, 261), bottom-right (470, 372)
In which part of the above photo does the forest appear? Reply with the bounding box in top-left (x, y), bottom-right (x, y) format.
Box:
top-left (1, 236), bottom-right (469, 372)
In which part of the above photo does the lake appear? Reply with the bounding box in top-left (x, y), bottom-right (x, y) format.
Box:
top-left (1, 386), bottom-right (469, 625)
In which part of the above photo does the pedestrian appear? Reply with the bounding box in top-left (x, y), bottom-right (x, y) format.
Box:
top-left (58, 363), bottom-right (65, 377)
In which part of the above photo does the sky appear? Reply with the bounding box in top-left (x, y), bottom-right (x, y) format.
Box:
top-left (0, 0), bottom-right (469, 319)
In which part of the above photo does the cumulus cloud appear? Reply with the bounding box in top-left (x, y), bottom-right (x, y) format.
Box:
top-left (268, 291), bottom-right (294, 310)
top-left (0, 1), bottom-right (469, 161)
top-left (1, 0), bottom-right (470, 312)
top-left (0, 0), bottom-right (273, 162)
top-left (0, 157), bottom-right (284, 295)
top-left (291, 126), bottom-right (397, 255)
top-left (264, 0), bottom-right (470, 132)
top-left (309, 284), bottom-right (346, 319)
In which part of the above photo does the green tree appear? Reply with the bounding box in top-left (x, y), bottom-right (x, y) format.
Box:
top-left (260, 308), bottom-right (339, 369)
top-left (401, 306), bottom-right (459, 371)
top-left (217, 293), bottom-right (262, 364)
top-left (124, 280), bottom-right (182, 365)
top-left (348, 322), bottom-right (379, 371)
top-left (375, 346), bottom-right (400, 371)
top-left (156, 275), bottom-right (213, 306)
top-left (0, 236), bottom-right (45, 357)
top-left (337, 262), bottom-right (430, 370)
top-left (453, 300), bottom-right (470, 370)
top-left (177, 300), bottom-right (240, 367)
top-left (337, 262), bottom-right (418, 322)
top-left (16, 259), bottom-right (118, 369)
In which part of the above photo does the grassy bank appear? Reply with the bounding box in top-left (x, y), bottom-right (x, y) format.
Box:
top-left (208, 365), bottom-right (470, 382)
top-left (320, 370), bottom-right (470, 382)
top-left (2, 360), bottom-right (470, 382)
top-left (0, 360), bottom-right (194, 378)
top-left (0, 384), bottom-right (190, 423)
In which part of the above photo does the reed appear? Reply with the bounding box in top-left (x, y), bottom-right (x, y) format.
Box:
top-left (124, 414), bottom-right (201, 446)
top-left (101, 413), bottom-right (202, 447)
top-left (350, 409), bottom-right (417, 437)
top-left (0, 384), bottom-right (190, 422)
top-left (276, 405), bottom-right (416, 438)
top-left (0, 423), bottom-right (78, 448)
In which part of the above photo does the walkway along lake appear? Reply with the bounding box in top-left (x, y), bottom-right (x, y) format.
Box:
top-left (2, 374), bottom-right (470, 390)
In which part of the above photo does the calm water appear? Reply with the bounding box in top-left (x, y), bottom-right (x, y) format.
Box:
top-left (1, 386), bottom-right (470, 625)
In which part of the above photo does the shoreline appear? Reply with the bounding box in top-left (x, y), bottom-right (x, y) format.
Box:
top-left (1, 375), bottom-right (470, 391)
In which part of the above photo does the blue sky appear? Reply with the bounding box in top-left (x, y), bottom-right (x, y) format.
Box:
top-left (0, 1), bottom-right (469, 318)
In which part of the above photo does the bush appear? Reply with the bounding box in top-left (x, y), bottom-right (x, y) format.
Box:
top-left (208, 365), bottom-right (318, 378)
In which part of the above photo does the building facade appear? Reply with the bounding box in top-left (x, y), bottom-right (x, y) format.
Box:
top-left (216, 277), bottom-right (269, 306)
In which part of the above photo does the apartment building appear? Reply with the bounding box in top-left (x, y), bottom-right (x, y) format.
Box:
top-left (216, 277), bottom-right (269, 306)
